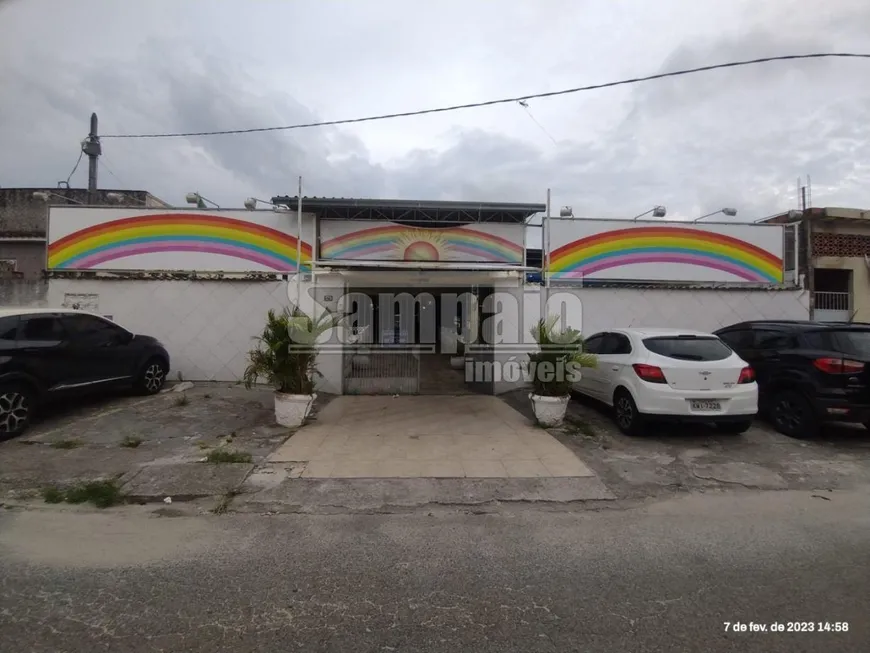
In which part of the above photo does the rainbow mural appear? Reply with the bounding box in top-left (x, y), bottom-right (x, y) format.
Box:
top-left (320, 224), bottom-right (523, 264)
top-left (48, 213), bottom-right (312, 271)
top-left (549, 226), bottom-right (783, 283)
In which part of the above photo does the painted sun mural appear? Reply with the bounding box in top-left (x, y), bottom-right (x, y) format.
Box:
top-left (394, 230), bottom-right (450, 261)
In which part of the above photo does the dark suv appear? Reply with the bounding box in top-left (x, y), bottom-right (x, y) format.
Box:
top-left (715, 320), bottom-right (870, 437)
top-left (0, 309), bottom-right (170, 437)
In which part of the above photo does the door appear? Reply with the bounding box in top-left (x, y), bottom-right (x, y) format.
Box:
top-left (15, 313), bottom-right (77, 391)
top-left (596, 332), bottom-right (634, 404)
top-left (0, 315), bottom-right (20, 375)
top-left (59, 313), bottom-right (138, 387)
top-left (751, 329), bottom-right (797, 389)
top-left (575, 332), bottom-right (606, 399)
top-left (466, 285), bottom-right (495, 394)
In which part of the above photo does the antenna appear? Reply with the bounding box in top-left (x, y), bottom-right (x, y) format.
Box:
top-left (806, 175), bottom-right (812, 208)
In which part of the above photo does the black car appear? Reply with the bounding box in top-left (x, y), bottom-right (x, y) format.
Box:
top-left (715, 320), bottom-right (870, 437)
top-left (0, 309), bottom-right (170, 437)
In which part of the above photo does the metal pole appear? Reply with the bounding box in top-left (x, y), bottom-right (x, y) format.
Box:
top-left (544, 188), bottom-right (551, 291)
top-left (83, 113), bottom-right (101, 204)
top-left (792, 223), bottom-right (799, 286)
top-left (296, 176), bottom-right (303, 309)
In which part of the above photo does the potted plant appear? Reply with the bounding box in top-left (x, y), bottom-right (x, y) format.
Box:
top-left (243, 307), bottom-right (339, 427)
top-left (527, 315), bottom-right (597, 427)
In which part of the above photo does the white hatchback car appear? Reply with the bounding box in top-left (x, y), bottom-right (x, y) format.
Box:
top-left (574, 328), bottom-right (758, 435)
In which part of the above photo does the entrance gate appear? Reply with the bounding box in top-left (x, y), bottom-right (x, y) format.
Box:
top-left (341, 286), bottom-right (491, 395)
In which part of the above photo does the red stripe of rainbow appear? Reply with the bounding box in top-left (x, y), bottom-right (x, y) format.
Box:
top-left (320, 224), bottom-right (523, 263)
top-left (549, 226), bottom-right (783, 283)
top-left (48, 214), bottom-right (312, 271)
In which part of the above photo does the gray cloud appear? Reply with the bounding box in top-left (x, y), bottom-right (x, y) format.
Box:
top-left (0, 0), bottom-right (868, 234)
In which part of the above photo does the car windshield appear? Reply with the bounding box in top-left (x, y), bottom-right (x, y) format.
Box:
top-left (804, 330), bottom-right (870, 359)
top-left (642, 335), bottom-right (732, 361)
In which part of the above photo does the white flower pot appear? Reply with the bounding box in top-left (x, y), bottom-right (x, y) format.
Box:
top-left (449, 356), bottom-right (465, 370)
top-left (274, 392), bottom-right (316, 427)
top-left (529, 393), bottom-right (569, 427)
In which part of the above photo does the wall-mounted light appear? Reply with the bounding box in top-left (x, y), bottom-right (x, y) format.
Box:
top-left (32, 191), bottom-right (85, 205)
top-left (559, 206), bottom-right (573, 218)
top-left (753, 209), bottom-right (802, 223)
top-left (693, 207), bottom-right (737, 222)
top-left (185, 192), bottom-right (219, 209)
top-left (245, 197), bottom-right (288, 212)
top-left (632, 205), bottom-right (667, 221)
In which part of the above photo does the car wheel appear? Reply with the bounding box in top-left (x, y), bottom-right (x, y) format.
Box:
top-left (136, 357), bottom-right (167, 395)
top-left (0, 384), bottom-right (33, 438)
top-left (770, 389), bottom-right (817, 438)
top-left (613, 388), bottom-right (645, 436)
top-left (716, 419), bottom-right (753, 434)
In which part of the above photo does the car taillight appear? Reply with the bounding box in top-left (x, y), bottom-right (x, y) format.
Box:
top-left (737, 366), bottom-right (755, 384)
top-left (813, 358), bottom-right (866, 374)
top-left (633, 364), bottom-right (667, 384)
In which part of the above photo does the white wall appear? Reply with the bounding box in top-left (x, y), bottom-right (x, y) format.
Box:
top-left (46, 277), bottom-right (343, 390)
top-left (495, 285), bottom-right (810, 394)
top-left (527, 286), bottom-right (810, 336)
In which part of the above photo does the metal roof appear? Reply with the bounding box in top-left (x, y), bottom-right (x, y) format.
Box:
top-left (269, 196), bottom-right (545, 224)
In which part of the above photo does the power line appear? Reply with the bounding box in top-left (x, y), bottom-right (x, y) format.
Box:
top-left (65, 150), bottom-right (83, 184)
top-left (99, 155), bottom-right (126, 187)
top-left (101, 52), bottom-right (870, 139)
top-left (517, 100), bottom-right (559, 146)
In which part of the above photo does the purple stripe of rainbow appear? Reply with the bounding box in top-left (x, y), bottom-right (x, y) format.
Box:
top-left (554, 252), bottom-right (759, 282)
top-left (73, 242), bottom-right (301, 271)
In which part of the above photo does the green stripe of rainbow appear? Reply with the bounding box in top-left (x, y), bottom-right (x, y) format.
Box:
top-left (550, 226), bottom-right (783, 283)
top-left (320, 224), bottom-right (523, 263)
top-left (48, 213), bottom-right (312, 271)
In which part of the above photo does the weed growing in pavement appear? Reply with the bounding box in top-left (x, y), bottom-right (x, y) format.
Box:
top-left (205, 450), bottom-right (252, 464)
top-left (197, 441), bottom-right (212, 450)
top-left (42, 480), bottom-right (125, 509)
top-left (120, 436), bottom-right (143, 448)
top-left (565, 416), bottom-right (597, 438)
top-left (212, 490), bottom-right (240, 514)
top-left (173, 393), bottom-right (190, 407)
top-left (41, 486), bottom-right (64, 503)
top-left (50, 439), bottom-right (82, 449)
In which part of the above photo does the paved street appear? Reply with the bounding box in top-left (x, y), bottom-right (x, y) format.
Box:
top-left (1, 489), bottom-right (868, 652)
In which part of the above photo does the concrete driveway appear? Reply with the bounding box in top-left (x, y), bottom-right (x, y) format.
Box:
top-left (0, 384), bottom-right (288, 503)
top-left (269, 395), bottom-right (596, 479)
top-left (501, 389), bottom-right (870, 501)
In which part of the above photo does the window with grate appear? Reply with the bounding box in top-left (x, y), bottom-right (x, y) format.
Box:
top-left (812, 232), bottom-right (870, 258)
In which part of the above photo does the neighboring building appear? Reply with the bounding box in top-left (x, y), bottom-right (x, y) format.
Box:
top-left (762, 207), bottom-right (870, 322)
top-left (0, 187), bottom-right (169, 280)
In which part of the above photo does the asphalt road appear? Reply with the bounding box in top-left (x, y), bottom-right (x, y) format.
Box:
top-left (1, 489), bottom-right (869, 652)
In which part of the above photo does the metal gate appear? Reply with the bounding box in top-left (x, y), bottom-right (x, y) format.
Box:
top-left (344, 347), bottom-right (421, 394)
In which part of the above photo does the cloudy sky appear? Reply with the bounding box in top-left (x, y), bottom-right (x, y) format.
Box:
top-left (1, 0), bottom-right (869, 244)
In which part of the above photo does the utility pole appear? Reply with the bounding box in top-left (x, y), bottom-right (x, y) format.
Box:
top-left (82, 113), bottom-right (101, 204)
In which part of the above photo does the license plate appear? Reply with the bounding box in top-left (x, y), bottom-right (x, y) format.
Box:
top-left (690, 400), bottom-right (721, 411)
